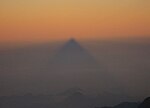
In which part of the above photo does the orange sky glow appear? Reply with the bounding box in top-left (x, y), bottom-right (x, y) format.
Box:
top-left (0, 0), bottom-right (150, 44)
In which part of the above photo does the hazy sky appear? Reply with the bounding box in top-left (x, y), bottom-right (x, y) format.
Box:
top-left (0, 0), bottom-right (150, 44)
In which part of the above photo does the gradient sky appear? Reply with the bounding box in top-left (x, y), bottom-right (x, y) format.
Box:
top-left (0, 0), bottom-right (150, 44)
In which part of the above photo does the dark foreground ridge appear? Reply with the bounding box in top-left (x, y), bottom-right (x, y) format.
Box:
top-left (1, 92), bottom-right (149, 108)
top-left (138, 97), bottom-right (150, 108)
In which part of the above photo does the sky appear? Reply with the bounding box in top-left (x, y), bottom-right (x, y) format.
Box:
top-left (0, 0), bottom-right (150, 44)
top-left (0, 0), bottom-right (150, 98)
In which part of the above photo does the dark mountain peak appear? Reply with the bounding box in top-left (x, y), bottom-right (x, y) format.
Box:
top-left (68, 38), bottom-right (78, 44)
top-left (61, 38), bottom-right (83, 52)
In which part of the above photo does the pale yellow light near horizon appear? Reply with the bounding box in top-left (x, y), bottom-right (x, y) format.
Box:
top-left (0, 0), bottom-right (150, 44)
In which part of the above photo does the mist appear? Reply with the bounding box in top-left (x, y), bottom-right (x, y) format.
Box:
top-left (0, 39), bottom-right (150, 99)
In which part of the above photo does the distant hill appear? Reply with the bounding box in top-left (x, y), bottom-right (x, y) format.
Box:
top-left (114, 102), bottom-right (139, 108)
top-left (0, 88), bottom-right (141, 108)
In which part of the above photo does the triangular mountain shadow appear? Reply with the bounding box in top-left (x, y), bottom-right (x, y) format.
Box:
top-left (40, 39), bottom-right (124, 95)
top-left (50, 38), bottom-right (99, 69)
